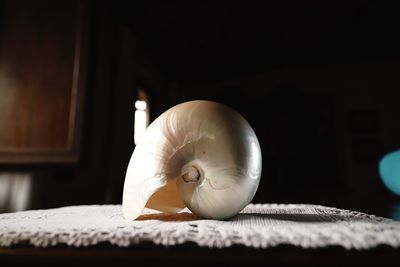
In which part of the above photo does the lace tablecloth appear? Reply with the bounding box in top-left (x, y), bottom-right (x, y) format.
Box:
top-left (1, 204), bottom-right (399, 249)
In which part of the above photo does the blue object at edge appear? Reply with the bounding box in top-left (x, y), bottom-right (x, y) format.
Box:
top-left (379, 150), bottom-right (400, 196)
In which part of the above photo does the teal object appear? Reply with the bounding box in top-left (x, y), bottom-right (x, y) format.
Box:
top-left (379, 150), bottom-right (400, 196)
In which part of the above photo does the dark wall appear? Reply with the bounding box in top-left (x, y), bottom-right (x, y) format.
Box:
top-left (172, 62), bottom-right (400, 213)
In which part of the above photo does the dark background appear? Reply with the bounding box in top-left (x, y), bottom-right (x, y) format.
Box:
top-left (1, 0), bottom-right (400, 219)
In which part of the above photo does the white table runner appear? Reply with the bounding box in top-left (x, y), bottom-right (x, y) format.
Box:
top-left (1, 204), bottom-right (399, 249)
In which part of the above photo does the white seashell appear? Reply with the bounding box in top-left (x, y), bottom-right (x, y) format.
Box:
top-left (122, 100), bottom-right (262, 220)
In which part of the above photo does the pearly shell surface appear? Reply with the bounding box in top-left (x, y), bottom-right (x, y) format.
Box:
top-left (122, 100), bottom-right (262, 220)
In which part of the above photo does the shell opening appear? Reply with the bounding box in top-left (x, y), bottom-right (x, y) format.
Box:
top-left (181, 165), bottom-right (201, 183)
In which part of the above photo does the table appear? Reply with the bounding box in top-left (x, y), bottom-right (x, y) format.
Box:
top-left (1, 203), bottom-right (400, 266)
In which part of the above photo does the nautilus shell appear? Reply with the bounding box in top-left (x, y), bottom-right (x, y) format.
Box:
top-left (122, 100), bottom-right (262, 220)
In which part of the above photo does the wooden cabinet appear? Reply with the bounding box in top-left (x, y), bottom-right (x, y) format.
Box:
top-left (0, 0), bottom-right (87, 163)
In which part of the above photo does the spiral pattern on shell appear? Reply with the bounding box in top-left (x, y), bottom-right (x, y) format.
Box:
top-left (122, 100), bottom-right (262, 220)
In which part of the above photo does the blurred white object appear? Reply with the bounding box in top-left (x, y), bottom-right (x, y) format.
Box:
top-left (0, 172), bottom-right (32, 212)
top-left (133, 89), bottom-right (150, 145)
top-left (134, 100), bottom-right (149, 145)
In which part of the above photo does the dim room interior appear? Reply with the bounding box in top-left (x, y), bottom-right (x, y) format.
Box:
top-left (0, 0), bottom-right (400, 265)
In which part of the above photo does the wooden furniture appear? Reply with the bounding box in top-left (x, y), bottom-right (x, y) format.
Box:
top-left (0, 0), bottom-right (87, 163)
